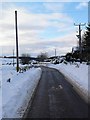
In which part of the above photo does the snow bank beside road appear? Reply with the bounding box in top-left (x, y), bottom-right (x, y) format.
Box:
top-left (0, 61), bottom-right (2, 120)
top-left (48, 63), bottom-right (89, 103)
top-left (2, 66), bottom-right (42, 118)
top-left (0, 88), bottom-right (2, 120)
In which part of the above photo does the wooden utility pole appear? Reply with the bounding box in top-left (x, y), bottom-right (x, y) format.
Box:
top-left (74, 23), bottom-right (86, 62)
top-left (15, 11), bottom-right (19, 72)
top-left (55, 49), bottom-right (56, 57)
top-left (13, 49), bottom-right (14, 67)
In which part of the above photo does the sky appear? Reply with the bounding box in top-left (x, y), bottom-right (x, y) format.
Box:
top-left (0, 0), bottom-right (88, 57)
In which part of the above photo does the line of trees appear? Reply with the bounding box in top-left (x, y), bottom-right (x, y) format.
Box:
top-left (20, 52), bottom-right (48, 65)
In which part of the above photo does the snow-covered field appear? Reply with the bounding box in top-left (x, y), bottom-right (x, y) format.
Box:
top-left (0, 58), bottom-right (42, 119)
top-left (48, 62), bottom-right (89, 103)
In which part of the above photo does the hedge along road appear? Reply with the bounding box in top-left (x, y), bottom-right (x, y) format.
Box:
top-left (26, 66), bottom-right (88, 118)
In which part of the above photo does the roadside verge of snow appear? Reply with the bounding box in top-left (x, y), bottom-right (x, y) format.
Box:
top-left (48, 63), bottom-right (89, 104)
top-left (60, 69), bottom-right (88, 104)
top-left (0, 60), bottom-right (2, 120)
top-left (2, 67), bottom-right (42, 118)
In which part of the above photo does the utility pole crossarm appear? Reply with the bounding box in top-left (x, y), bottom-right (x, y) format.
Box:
top-left (74, 23), bottom-right (86, 26)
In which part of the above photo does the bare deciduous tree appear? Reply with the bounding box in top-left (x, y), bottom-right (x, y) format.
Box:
top-left (20, 53), bottom-right (30, 65)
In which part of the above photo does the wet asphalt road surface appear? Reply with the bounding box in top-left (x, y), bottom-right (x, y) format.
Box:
top-left (26, 66), bottom-right (88, 118)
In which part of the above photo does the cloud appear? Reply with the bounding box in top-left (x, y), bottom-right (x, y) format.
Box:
top-left (1, 3), bottom-right (77, 56)
top-left (16, 32), bottom-right (77, 56)
top-left (76, 2), bottom-right (88, 10)
top-left (1, 31), bottom-right (77, 56)
top-left (43, 3), bottom-right (64, 12)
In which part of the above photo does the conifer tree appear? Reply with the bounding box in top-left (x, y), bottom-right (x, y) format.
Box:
top-left (83, 24), bottom-right (90, 50)
top-left (82, 24), bottom-right (90, 61)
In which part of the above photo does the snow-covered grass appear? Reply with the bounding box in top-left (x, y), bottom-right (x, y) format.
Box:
top-left (0, 58), bottom-right (42, 118)
top-left (48, 62), bottom-right (89, 103)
